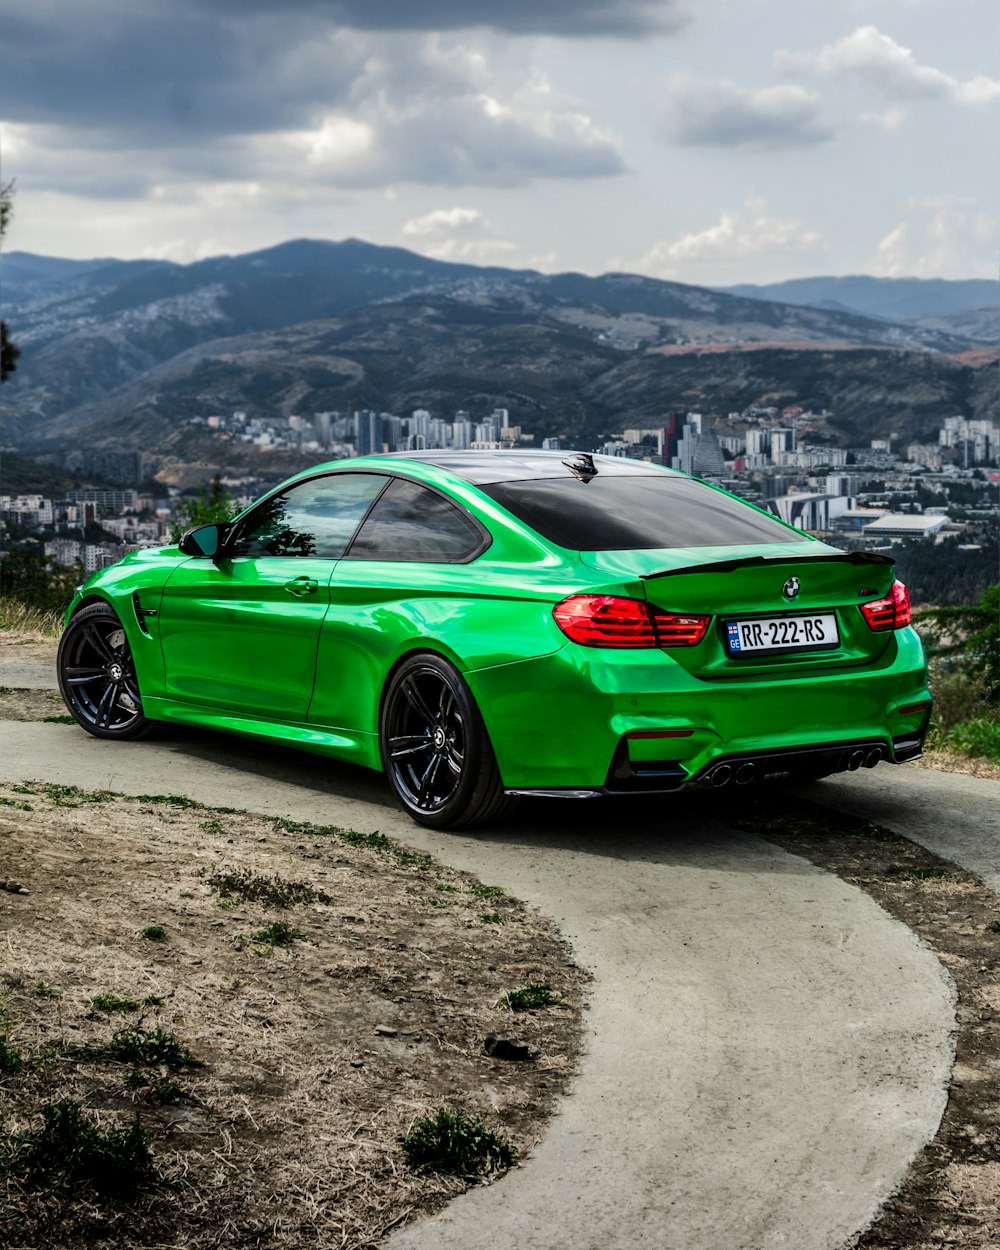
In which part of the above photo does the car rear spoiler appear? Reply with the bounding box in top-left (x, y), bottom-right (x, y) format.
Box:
top-left (641, 551), bottom-right (895, 581)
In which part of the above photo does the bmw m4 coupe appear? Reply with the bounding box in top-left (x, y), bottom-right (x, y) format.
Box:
top-left (57, 451), bottom-right (931, 827)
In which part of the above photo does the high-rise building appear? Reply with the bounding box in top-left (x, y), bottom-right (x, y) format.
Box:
top-left (354, 410), bottom-right (383, 456)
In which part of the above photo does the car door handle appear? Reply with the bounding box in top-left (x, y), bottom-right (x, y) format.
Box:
top-left (284, 576), bottom-right (319, 596)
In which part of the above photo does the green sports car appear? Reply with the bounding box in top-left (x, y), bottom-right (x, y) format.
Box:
top-left (57, 450), bottom-right (931, 827)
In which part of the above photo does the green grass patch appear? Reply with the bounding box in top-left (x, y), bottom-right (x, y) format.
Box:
top-left (272, 817), bottom-right (311, 835)
top-left (0, 1035), bottom-right (23, 1074)
top-left (91, 994), bottom-right (140, 1015)
top-left (338, 829), bottom-right (392, 850)
top-left (250, 921), bottom-right (304, 948)
top-left (102, 1027), bottom-right (202, 1071)
top-left (479, 913), bottom-right (507, 925)
top-left (499, 983), bottom-right (556, 1012)
top-left (140, 926), bottom-right (166, 941)
top-left (207, 867), bottom-right (331, 909)
top-left (10, 1099), bottom-right (154, 1197)
top-left (124, 1068), bottom-right (182, 1105)
top-left (34, 982), bottom-right (60, 998)
top-left (469, 883), bottom-right (504, 899)
top-left (0, 796), bottom-right (33, 810)
top-left (131, 793), bottom-right (204, 809)
top-left (40, 715), bottom-right (76, 725)
top-left (401, 1107), bottom-right (516, 1180)
top-left (35, 783), bottom-right (112, 808)
top-left (946, 716), bottom-right (1000, 764)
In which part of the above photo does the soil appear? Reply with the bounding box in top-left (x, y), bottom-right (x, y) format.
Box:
top-left (0, 783), bottom-right (586, 1249)
top-left (0, 687), bottom-right (70, 721)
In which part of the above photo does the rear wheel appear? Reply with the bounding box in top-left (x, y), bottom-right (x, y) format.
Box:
top-left (57, 603), bottom-right (154, 739)
top-left (380, 654), bottom-right (514, 829)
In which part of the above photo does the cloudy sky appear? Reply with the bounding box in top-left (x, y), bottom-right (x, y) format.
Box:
top-left (0, 0), bottom-right (997, 283)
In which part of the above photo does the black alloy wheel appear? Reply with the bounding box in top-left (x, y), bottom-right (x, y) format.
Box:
top-left (57, 603), bottom-right (153, 739)
top-left (379, 653), bottom-right (514, 829)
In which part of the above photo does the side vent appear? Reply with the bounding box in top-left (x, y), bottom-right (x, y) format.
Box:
top-left (133, 592), bottom-right (158, 636)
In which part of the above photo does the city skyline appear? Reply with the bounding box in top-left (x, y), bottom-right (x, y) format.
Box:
top-left (0, 0), bottom-right (997, 283)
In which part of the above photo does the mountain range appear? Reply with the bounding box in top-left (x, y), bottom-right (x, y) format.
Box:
top-left (1, 238), bottom-right (998, 471)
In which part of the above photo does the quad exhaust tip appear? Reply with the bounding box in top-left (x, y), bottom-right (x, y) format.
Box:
top-left (706, 745), bottom-right (885, 789)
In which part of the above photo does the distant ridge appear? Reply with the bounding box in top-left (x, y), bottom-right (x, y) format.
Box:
top-left (720, 275), bottom-right (1000, 321)
top-left (1, 238), bottom-right (996, 462)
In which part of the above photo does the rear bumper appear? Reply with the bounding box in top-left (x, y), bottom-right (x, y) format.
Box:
top-left (468, 630), bottom-right (931, 792)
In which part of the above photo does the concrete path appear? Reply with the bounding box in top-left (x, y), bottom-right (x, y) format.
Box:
top-left (799, 767), bottom-right (1000, 893)
top-left (0, 714), bottom-right (955, 1250)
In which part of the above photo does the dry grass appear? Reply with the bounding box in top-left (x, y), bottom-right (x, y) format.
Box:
top-left (913, 749), bottom-right (1000, 782)
top-left (0, 600), bottom-right (63, 640)
top-left (0, 783), bottom-right (586, 1249)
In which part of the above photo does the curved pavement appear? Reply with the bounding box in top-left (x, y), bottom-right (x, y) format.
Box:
top-left (0, 708), bottom-right (955, 1250)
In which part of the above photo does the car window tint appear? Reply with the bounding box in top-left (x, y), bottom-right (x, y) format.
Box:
top-left (231, 474), bottom-right (387, 558)
top-left (346, 478), bottom-right (484, 562)
top-left (482, 475), bottom-right (807, 550)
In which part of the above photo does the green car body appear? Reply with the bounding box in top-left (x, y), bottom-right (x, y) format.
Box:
top-left (58, 451), bottom-right (931, 826)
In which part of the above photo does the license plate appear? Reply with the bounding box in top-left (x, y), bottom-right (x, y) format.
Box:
top-left (725, 613), bottom-right (839, 654)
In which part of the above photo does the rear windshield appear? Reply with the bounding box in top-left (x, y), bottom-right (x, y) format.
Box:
top-left (481, 474), bottom-right (807, 551)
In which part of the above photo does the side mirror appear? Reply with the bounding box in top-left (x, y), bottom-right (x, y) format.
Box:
top-left (178, 523), bottom-right (226, 558)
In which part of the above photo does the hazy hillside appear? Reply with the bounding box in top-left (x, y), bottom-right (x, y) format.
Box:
top-left (722, 275), bottom-right (1000, 321)
top-left (1, 238), bottom-right (995, 465)
top-left (18, 297), bottom-right (1000, 463)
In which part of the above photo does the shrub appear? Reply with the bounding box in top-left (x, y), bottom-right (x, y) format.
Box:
top-left (946, 717), bottom-right (1000, 764)
top-left (168, 475), bottom-right (238, 543)
top-left (401, 1107), bottom-right (516, 1180)
top-left (499, 983), bottom-right (556, 1012)
top-left (14, 1099), bottom-right (154, 1197)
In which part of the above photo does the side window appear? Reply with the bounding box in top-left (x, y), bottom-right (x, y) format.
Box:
top-left (345, 478), bottom-right (485, 562)
top-left (230, 474), bottom-right (387, 559)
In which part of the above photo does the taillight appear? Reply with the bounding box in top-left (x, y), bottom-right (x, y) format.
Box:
top-left (553, 595), bottom-right (710, 648)
top-left (860, 580), bottom-right (912, 632)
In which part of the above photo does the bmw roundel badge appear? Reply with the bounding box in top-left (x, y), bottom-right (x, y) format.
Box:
top-left (782, 577), bottom-right (801, 600)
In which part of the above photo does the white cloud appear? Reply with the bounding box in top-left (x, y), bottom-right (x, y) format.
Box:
top-left (654, 77), bottom-right (833, 149)
top-left (296, 117), bottom-right (375, 167)
top-left (874, 223), bottom-right (911, 277)
top-left (874, 203), bottom-right (998, 277)
top-left (401, 206), bottom-right (518, 261)
top-left (620, 205), bottom-right (826, 282)
top-left (858, 107), bottom-right (907, 131)
top-left (776, 26), bottom-right (1000, 104)
top-left (272, 39), bottom-right (625, 187)
top-left (403, 207), bottom-right (487, 237)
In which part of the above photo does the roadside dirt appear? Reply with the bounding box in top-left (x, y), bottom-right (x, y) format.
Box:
top-left (0, 783), bottom-right (586, 1249)
top-left (0, 688), bottom-right (69, 721)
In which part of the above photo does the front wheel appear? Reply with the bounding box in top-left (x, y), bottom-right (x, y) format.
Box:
top-left (379, 654), bottom-right (514, 829)
top-left (57, 603), bottom-right (154, 740)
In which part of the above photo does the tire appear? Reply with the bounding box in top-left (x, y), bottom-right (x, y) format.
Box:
top-left (57, 602), bottom-right (154, 740)
top-left (379, 653), bottom-right (515, 829)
